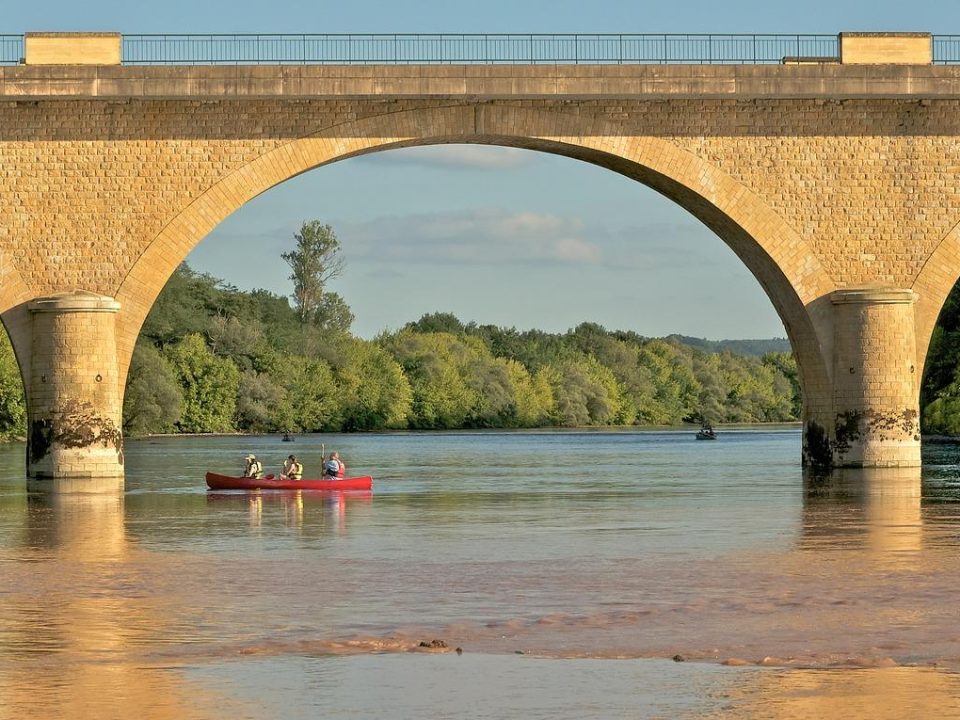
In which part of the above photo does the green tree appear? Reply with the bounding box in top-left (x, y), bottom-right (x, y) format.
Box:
top-left (636, 340), bottom-right (700, 424)
top-left (334, 339), bottom-right (412, 430)
top-left (208, 315), bottom-right (265, 370)
top-left (123, 342), bottom-right (183, 436)
top-left (508, 360), bottom-right (555, 427)
top-left (0, 331), bottom-right (25, 440)
top-left (236, 370), bottom-right (286, 432)
top-left (140, 264), bottom-right (220, 346)
top-left (282, 221), bottom-right (346, 325)
top-left (165, 334), bottom-right (241, 433)
top-left (762, 351), bottom-right (802, 418)
top-left (407, 312), bottom-right (466, 335)
top-left (315, 292), bottom-right (355, 333)
top-left (542, 356), bottom-right (623, 426)
top-left (271, 355), bottom-right (340, 432)
top-left (382, 330), bottom-right (483, 429)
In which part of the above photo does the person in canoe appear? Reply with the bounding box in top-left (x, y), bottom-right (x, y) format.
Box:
top-left (281, 454), bottom-right (303, 481)
top-left (242, 454), bottom-right (263, 479)
top-left (322, 451), bottom-right (346, 479)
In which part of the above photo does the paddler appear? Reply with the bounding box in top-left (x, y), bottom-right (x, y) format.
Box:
top-left (322, 451), bottom-right (345, 479)
top-left (242, 454), bottom-right (263, 479)
top-left (282, 454), bottom-right (303, 481)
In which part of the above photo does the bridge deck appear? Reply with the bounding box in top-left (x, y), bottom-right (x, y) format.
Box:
top-left (3, 63), bottom-right (960, 99)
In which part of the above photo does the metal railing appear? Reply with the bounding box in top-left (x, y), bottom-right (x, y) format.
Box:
top-left (934, 35), bottom-right (960, 64)
top-left (0, 35), bottom-right (23, 65)
top-left (0, 33), bottom-right (958, 65)
top-left (121, 33), bottom-right (840, 65)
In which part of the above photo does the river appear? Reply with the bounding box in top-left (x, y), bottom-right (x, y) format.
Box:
top-left (2, 428), bottom-right (960, 718)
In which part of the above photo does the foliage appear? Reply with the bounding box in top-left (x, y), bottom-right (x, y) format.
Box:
top-left (0, 331), bottom-right (25, 440)
top-left (236, 370), bottom-right (286, 432)
top-left (164, 334), bottom-right (241, 433)
top-left (541, 356), bottom-right (623, 426)
top-left (922, 283), bottom-right (960, 434)
top-left (123, 342), bottom-right (183, 436)
top-left (91, 240), bottom-right (819, 437)
top-left (270, 355), bottom-right (340, 433)
top-left (282, 221), bottom-right (346, 327)
top-left (333, 338), bottom-right (413, 430)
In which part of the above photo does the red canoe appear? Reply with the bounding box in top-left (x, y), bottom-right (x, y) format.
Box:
top-left (205, 471), bottom-right (373, 491)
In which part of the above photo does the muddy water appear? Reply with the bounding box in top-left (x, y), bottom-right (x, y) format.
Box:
top-left (2, 429), bottom-right (960, 718)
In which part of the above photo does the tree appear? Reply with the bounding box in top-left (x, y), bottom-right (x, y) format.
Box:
top-left (208, 315), bottom-right (265, 370)
top-left (282, 221), bottom-right (346, 325)
top-left (541, 356), bottom-right (623, 427)
top-left (381, 330), bottom-right (480, 429)
top-left (140, 264), bottom-right (220, 347)
top-left (236, 370), bottom-right (286, 432)
top-left (0, 331), bottom-right (25, 439)
top-left (315, 292), bottom-right (354, 333)
top-left (164, 334), bottom-right (241, 433)
top-left (334, 338), bottom-right (412, 430)
top-left (270, 355), bottom-right (340, 432)
top-left (407, 312), bottom-right (465, 335)
top-left (123, 342), bottom-right (183, 436)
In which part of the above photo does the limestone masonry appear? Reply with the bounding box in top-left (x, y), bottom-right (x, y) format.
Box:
top-left (0, 32), bottom-right (956, 482)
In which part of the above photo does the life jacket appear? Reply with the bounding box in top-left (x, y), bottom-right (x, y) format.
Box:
top-left (288, 462), bottom-right (303, 480)
top-left (247, 460), bottom-right (263, 478)
top-left (324, 459), bottom-right (344, 478)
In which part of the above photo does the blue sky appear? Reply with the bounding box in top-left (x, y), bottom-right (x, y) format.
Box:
top-left (7, 1), bottom-right (958, 339)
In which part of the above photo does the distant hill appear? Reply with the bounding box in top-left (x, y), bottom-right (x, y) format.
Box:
top-left (664, 335), bottom-right (792, 357)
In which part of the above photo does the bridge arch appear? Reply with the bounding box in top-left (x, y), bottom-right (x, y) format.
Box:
top-left (911, 218), bottom-right (960, 379)
top-left (116, 104), bottom-right (836, 422)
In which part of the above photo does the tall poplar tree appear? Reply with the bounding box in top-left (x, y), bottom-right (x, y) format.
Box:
top-left (282, 220), bottom-right (346, 325)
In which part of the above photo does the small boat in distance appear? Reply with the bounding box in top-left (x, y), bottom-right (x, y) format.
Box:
top-left (695, 423), bottom-right (717, 441)
top-left (205, 472), bottom-right (373, 491)
top-left (282, 432), bottom-right (295, 442)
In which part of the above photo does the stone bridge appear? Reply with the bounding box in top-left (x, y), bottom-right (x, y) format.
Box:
top-left (3, 32), bottom-right (960, 485)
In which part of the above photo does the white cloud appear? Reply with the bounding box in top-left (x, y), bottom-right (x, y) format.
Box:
top-left (340, 208), bottom-right (601, 266)
top-left (358, 144), bottom-right (537, 171)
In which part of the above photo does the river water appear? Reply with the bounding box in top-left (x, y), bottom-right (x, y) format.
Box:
top-left (3, 428), bottom-right (960, 718)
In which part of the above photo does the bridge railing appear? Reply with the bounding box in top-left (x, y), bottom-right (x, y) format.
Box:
top-left (0, 35), bottom-right (23, 65)
top-left (934, 36), bottom-right (960, 64)
top-left (1, 34), bottom-right (958, 65)
top-left (120, 33), bottom-right (841, 65)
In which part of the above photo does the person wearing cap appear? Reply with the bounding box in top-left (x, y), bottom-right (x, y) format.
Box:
top-left (281, 454), bottom-right (303, 481)
top-left (242, 454), bottom-right (263, 479)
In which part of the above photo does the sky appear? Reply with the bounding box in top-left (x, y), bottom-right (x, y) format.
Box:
top-left (6, 1), bottom-right (959, 339)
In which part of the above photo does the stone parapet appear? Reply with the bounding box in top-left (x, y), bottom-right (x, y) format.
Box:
top-left (840, 32), bottom-right (932, 65)
top-left (24, 32), bottom-right (122, 66)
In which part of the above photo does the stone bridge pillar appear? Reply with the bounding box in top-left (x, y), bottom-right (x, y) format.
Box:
top-left (814, 288), bottom-right (921, 468)
top-left (26, 291), bottom-right (124, 484)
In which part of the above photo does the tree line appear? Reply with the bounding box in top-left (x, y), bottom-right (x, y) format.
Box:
top-left (113, 273), bottom-right (803, 436)
top-left (117, 220), bottom-right (806, 435)
top-left (0, 218), bottom-right (863, 440)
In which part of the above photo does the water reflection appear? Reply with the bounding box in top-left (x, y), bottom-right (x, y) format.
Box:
top-left (205, 489), bottom-right (373, 534)
top-left (802, 467), bottom-right (922, 558)
top-left (0, 486), bottom-right (242, 720)
top-left (23, 481), bottom-right (127, 559)
top-left (713, 666), bottom-right (960, 719)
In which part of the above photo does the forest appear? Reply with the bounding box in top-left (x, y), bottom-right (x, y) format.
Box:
top-left (0, 219), bottom-right (957, 438)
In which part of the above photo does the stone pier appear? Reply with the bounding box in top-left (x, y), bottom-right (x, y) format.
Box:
top-left (26, 292), bottom-right (124, 482)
